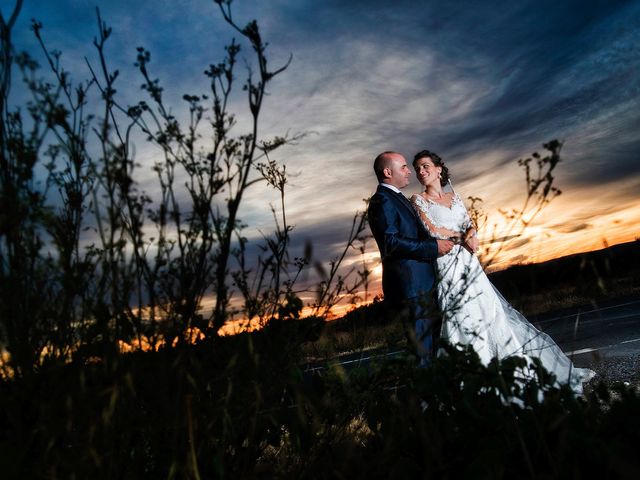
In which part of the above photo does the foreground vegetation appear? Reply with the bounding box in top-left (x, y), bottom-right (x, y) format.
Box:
top-left (1, 327), bottom-right (639, 478)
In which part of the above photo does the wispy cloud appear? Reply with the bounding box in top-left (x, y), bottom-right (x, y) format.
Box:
top-left (8, 0), bottom-right (640, 291)
top-left (551, 223), bottom-right (593, 234)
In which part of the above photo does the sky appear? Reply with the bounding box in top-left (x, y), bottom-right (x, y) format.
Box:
top-left (4, 0), bottom-right (640, 307)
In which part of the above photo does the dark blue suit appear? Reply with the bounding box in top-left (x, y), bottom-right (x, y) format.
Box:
top-left (367, 184), bottom-right (440, 360)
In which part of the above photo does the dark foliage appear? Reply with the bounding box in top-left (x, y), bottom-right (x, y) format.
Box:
top-left (1, 336), bottom-right (639, 479)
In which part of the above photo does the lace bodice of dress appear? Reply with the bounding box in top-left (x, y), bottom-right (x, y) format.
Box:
top-left (410, 193), bottom-right (471, 239)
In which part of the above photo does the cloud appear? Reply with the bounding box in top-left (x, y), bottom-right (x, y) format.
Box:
top-left (505, 254), bottom-right (529, 265)
top-left (551, 223), bottom-right (593, 234)
top-left (7, 0), bottom-right (639, 288)
top-left (485, 235), bottom-right (522, 245)
top-left (507, 238), bottom-right (532, 249)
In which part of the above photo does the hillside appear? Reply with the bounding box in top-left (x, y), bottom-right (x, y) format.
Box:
top-left (488, 239), bottom-right (640, 313)
top-left (332, 240), bottom-right (640, 331)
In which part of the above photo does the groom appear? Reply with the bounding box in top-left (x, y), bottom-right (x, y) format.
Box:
top-left (367, 151), bottom-right (453, 364)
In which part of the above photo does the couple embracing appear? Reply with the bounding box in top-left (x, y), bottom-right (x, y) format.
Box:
top-left (367, 150), bottom-right (594, 394)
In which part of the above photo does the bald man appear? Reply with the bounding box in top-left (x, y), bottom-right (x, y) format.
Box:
top-left (367, 151), bottom-right (453, 364)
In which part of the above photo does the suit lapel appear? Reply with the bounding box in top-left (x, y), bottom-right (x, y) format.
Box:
top-left (378, 186), bottom-right (430, 237)
top-left (380, 186), bottom-right (414, 215)
top-left (396, 191), bottom-right (416, 213)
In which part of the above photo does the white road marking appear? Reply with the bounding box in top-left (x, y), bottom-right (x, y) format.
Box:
top-left (566, 337), bottom-right (640, 356)
top-left (560, 300), bottom-right (640, 316)
top-left (567, 347), bottom-right (597, 355)
top-left (304, 350), bottom-right (405, 373)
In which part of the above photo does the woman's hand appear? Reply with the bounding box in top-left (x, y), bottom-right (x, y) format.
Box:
top-left (463, 228), bottom-right (479, 254)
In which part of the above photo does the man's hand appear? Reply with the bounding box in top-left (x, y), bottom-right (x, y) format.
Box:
top-left (437, 239), bottom-right (455, 256)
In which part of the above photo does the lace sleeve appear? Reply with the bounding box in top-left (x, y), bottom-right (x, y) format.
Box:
top-left (410, 194), bottom-right (463, 241)
top-left (461, 200), bottom-right (473, 231)
top-left (447, 186), bottom-right (473, 231)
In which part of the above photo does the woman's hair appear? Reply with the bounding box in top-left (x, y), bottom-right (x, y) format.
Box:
top-left (413, 149), bottom-right (449, 187)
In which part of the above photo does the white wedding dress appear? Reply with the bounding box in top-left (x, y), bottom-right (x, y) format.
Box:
top-left (411, 193), bottom-right (595, 394)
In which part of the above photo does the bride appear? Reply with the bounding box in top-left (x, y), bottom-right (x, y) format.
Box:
top-left (409, 149), bottom-right (595, 394)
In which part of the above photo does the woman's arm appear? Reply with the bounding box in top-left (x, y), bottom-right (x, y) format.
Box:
top-left (410, 194), bottom-right (464, 241)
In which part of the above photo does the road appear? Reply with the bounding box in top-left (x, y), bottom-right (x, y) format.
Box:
top-left (531, 297), bottom-right (640, 386)
top-left (305, 297), bottom-right (640, 386)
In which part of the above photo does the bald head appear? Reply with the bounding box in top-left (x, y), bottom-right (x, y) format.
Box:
top-left (373, 151), bottom-right (411, 189)
top-left (374, 151), bottom-right (394, 181)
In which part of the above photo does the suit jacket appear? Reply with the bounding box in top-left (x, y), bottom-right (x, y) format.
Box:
top-left (367, 185), bottom-right (439, 305)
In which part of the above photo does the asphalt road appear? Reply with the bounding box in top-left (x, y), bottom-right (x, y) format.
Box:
top-left (306, 296), bottom-right (640, 387)
top-left (530, 297), bottom-right (640, 386)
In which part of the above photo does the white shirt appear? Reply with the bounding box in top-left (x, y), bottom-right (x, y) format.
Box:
top-left (379, 183), bottom-right (402, 194)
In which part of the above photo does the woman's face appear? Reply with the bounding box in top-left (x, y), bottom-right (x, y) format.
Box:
top-left (414, 157), bottom-right (442, 187)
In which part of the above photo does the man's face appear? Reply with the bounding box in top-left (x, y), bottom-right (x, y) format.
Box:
top-left (386, 154), bottom-right (411, 189)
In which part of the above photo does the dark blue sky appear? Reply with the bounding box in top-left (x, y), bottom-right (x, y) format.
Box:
top-left (5, 0), bottom-right (640, 284)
